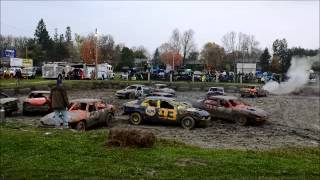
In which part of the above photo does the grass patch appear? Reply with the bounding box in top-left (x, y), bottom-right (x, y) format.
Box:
top-left (1, 122), bottom-right (319, 179)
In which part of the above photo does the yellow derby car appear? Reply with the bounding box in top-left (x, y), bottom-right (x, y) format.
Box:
top-left (123, 96), bottom-right (211, 129)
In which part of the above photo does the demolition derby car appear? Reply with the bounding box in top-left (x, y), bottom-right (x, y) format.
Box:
top-left (123, 96), bottom-right (211, 129)
top-left (152, 84), bottom-right (176, 95)
top-left (40, 98), bottom-right (115, 131)
top-left (115, 84), bottom-right (151, 99)
top-left (0, 92), bottom-right (18, 115)
top-left (240, 86), bottom-right (267, 97)
top-left (206, 87), bottom-right (225, 97)
top-left (23, 91), bottom-right (51, 114)
top-left (194, 95), bottom-right (268, 125)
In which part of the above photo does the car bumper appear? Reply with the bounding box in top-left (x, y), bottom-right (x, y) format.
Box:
top-left (23, 104), bottom-right (50, 112)
top-left (115, 93), bottom-right (127, 98)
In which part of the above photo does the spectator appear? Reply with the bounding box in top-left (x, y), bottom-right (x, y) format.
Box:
top-left (50, 79), bottom-right (69, 129)
top-left (15, 68), bottom-right (22, 86)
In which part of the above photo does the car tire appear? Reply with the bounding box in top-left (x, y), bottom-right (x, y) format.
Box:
top-left (236, 116), bottom-right (247, 126)
top-left (130, 112), bottom-right (142, 125)
top-left (105, 113), bottom-right (114, 127)
top-left (181, 116), bottom-right (195, 130)
top-left (76, 121), bottom-right (86, 131)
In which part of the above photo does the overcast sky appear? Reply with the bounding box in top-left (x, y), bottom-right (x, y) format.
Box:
top-left (1, 1), bottom-right (319, 53)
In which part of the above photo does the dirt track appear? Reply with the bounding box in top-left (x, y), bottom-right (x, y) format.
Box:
top-left (7, 86), bottom-right (320, 150)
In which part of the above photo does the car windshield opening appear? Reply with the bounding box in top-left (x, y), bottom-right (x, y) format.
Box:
top-left (160, 101), bottom-right (174, 109)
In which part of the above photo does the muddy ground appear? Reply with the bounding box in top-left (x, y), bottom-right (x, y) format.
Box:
top-left (6, 85), bottom-right (320, 150)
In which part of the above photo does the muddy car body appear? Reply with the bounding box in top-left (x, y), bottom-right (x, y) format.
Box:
top-left (195, 95), bottom-right (268, 125)
top-left (115, 84), bottom-right (151, 99)
top-left (206, 87), bottom-right (224, 97)
top-left (240, 86), bottom-right (267, 97)
top-left (40, 98), bottom-right (115, 131)
top-left (123, 96), bottom-right (210, 129)
top-left (0, 92), bottom-right (18, 115)
top-left (23, 91), bottom-right (51, 114)
top-left (152, 84), bottom-right (176, 95)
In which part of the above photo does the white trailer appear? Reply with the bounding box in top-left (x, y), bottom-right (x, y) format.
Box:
top-left (42, 62), bottom-right (71, 79)
top-left (97, 63), bottom-right (114, 79)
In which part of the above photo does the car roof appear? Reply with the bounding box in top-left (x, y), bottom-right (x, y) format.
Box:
top-left (154, 83), bottom-right (167, 86)
top-left (31, 91), bottom-right (50, 94)
top-left (70, 98), bottom-right (103, 103)
top-left (144, 96), bottom-right (175, 101)
top-left (208, 95), bottom-right (238, 100)
top-left (130, 84), bottom-right (144, 87)
top-left (209, 87), bottom-right (224, 89)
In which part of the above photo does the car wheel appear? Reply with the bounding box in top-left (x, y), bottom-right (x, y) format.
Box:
top-left (236, 116), bottom-right (247, 126)
top-left (105, 113), bottom-right (114, 127)
top-left (129, 93), bottom-right (135, 99)
top-left (76, 121), bottom-right (86, 131)
top-left (130, 112), bottom-right (142, 125)
top-left (181, 116), bottom-right (195, 130)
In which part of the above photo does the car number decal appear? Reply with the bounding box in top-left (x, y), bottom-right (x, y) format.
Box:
top-left (145, 106), bottom-right (156, 116)
top-left (159, 109), bottom-right (177, 121)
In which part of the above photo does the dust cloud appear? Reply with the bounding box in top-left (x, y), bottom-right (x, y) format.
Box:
top-left (263, 55), bottom-right (319, 94)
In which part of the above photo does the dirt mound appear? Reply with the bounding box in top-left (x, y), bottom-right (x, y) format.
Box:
top-left (107, 127), bottom-right (156, 148)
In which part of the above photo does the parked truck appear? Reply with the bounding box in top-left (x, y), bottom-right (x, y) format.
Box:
top-left (42, 62), bottom-right (72, 79)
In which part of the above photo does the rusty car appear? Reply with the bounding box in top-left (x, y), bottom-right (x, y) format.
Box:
top-left (152, 84), bottom-right (176, 95)
top-left (23, 91), bottom-right (51, 115)
top-left (123, 96), bottom-right (211, 129)
top-left (194, 95), bottom-right (268, 125)
top-left (0, 92), bottom-right (18, 115)
top-left (240, 85), bottom-right (267, 97)
top-left (40, 98), bottom-right (115, 131)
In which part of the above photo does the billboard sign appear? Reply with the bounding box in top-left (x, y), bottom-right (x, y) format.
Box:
top-left (2, 49), bottom-right (16, 58)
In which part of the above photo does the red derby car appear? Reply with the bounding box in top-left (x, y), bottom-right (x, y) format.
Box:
top-left (194, 95), bottom-right (268, 125)
top-left (23, 91), bottom-right (51, 115)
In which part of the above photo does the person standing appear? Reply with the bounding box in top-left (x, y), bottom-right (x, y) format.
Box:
top-left (15, 68), bottom-right (22, 86)
top-left (50, 79), bottom-right (69, 128)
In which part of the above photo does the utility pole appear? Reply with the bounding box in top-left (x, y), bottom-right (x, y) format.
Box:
top-left (25, 47), bottom-right (28, 59)
top-left (172, 53), bottom-right (175, 71)
top-left (95, 28), bottom-right (98, 80)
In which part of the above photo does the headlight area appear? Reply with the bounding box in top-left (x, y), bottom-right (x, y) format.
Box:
top-left (201, 116), bottom-right (211, 121)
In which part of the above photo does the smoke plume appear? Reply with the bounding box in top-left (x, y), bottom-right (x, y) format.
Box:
top-left (262, 55), bottom-right (319, 95)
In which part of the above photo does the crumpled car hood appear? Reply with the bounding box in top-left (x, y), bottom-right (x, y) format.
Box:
top-left (40, 111), bottom-right (87, 126)
top-left (234, 105), bottom-right (268, 117)
top-left (116, 89), bottom-right (134, 94)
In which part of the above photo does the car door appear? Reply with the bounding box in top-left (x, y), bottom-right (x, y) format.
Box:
top-left (216, 99), bottom-right (233, 120)
top-left (142, 99), bottom-right (159, 120)
top-left (87, 103), bottom-right (100, 128)
top-left (203, 98), bottom-right (221, 118)
top-left (158, 100), bottom-right (177, 121)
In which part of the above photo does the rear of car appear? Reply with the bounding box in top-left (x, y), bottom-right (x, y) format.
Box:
top-left (23, 91), bottom-right (51, 114)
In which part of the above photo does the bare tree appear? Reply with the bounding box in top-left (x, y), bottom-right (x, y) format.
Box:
top-left (170, 28), bottom-right (181, 53)
top-left (221, 31), bottom-right (236, 53)
top-left (181, 29), bottom-right (195, 65)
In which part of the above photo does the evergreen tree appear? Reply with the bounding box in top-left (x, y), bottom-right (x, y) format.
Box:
top-left (53, 28), bottom-right (59, 43)
top-left (259, 48), bottom-right (271, 72)
top-left (34, 18), bottom-right (52, 50)
top-left (153, 48), bottom-right (160, 66)
top-left (65, 26), bottom-right (72, 43)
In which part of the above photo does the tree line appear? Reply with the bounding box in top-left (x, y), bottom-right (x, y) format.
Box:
top-left (0, 18), bottom-right (319, 73)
